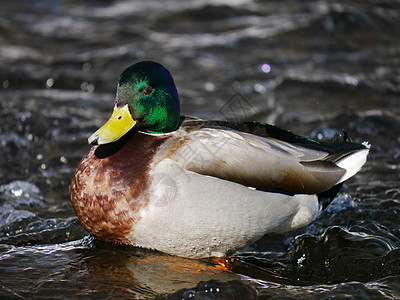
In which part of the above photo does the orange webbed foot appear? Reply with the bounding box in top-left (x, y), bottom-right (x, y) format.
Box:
top-left (212, 257), bottom-right (234, 272)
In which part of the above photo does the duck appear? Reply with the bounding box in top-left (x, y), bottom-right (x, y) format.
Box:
top-left (70, 61), bottom-right (370, 259)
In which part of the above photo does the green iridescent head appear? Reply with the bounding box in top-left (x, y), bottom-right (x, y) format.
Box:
top-left (88, 61), bottom-right (181, 144)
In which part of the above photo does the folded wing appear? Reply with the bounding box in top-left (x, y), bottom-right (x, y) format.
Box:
top-left (156, 118), bottom-right (369, 194)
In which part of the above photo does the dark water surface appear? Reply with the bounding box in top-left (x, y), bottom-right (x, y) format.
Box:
top-left (1, 0), bottom-right (400, 298)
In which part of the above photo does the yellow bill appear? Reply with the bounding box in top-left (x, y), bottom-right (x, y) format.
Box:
top-left (88, 104), bottom-right (136, 145)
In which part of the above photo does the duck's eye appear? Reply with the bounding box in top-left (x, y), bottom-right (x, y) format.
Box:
top-left (143, 86), bottom-right (153, 95)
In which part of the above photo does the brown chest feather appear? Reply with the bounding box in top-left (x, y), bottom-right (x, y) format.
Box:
top-left (70, 132), bottom-right (168, 243)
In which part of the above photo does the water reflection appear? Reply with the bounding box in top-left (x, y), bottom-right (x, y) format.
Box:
top-left (0, 238), bottom-right (242, 298)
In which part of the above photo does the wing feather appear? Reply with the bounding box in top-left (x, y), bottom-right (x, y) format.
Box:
top-left (154, 118), bottom-right (367, 194)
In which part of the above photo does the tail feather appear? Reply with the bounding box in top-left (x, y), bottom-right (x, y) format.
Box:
top-left (335, 142), bottom-right (370, 184)
top-left (318, 142), bottom-right (369, 209)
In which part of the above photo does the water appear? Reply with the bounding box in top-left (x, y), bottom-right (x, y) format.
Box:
top-left (1, 0), bottom-right (399, 298)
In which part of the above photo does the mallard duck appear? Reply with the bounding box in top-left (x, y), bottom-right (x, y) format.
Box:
top-left (70, 61), bottom-right (370, 259)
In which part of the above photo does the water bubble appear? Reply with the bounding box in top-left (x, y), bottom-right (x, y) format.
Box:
top-left (87, 83), bottom-right (95, 93)
top-left (59, 156), bottom-right (68, 164)
top-left (204, 82), bottom-right (216, 92)
top-left (19, 112), bottom-right (31, 122)
top-left (261, 63), bottom-right (271, 73)
top-left (80, 82), bottom-right (88, 91)
top-left (80, 82), bottom-right (95, 93)
top-left (36, 154), bottom-right (43, 160)
top-left (83, 62), bottom-right (91, 72)
top-left (46, 78), bottom-right (54, 88)
top-left (40, 164), bottom-right (47, 170)
top-left (2, 80), bottom-right (9, 89)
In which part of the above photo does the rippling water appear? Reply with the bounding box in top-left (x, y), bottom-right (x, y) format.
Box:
top-left (1, 0), bottom-right (399, 298)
